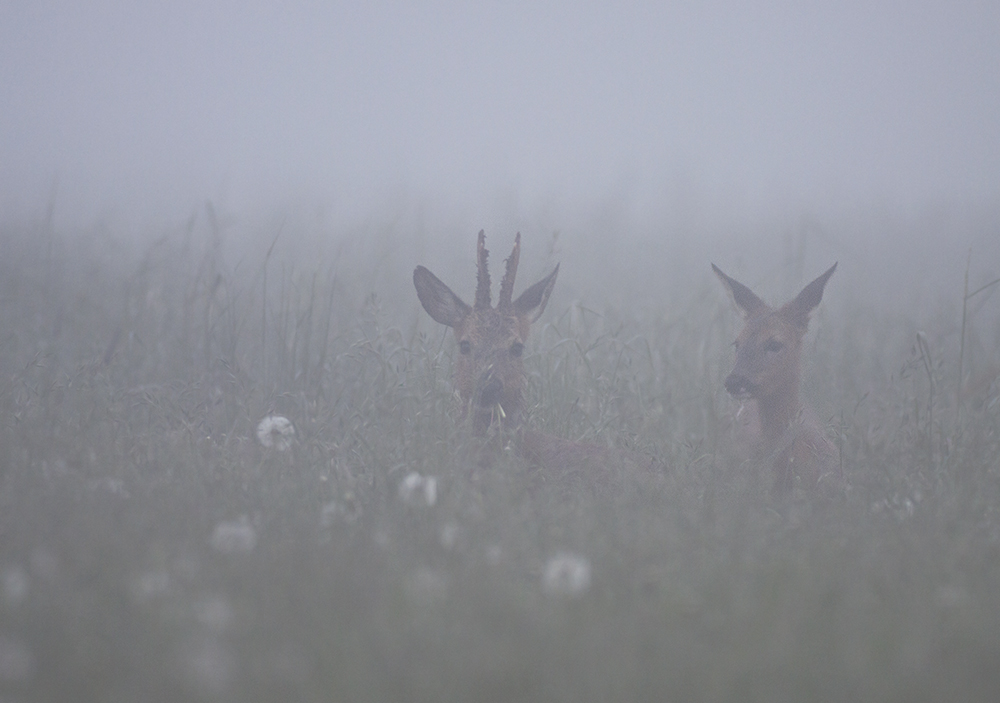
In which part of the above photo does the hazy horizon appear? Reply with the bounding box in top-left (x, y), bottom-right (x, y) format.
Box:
top-left (2, 1), bottom-right (998, 230)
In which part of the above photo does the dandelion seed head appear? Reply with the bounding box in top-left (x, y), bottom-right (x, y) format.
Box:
top-left (256, 415), bottom-right (295, 451)
top-left (398, 472), bottom-right (437, 507)
top-left (542, 552), bottom-right (591, 597)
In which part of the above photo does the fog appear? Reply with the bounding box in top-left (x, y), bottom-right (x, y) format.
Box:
top-left (3, 1), bottom-right (998, 227)
top-left (5, 4), bottom-right (1000, 699)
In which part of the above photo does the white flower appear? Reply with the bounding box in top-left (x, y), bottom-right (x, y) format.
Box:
top-left (256, 415), bottom-right (295, 451)
top-left (542, 552), bottom-right (591, 597)
top-left (398, 472), bottom-right (437, 507)
top-left (210, 517), bottom-right (257, 554)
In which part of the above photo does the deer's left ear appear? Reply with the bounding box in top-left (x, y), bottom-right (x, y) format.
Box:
top-left (712, 263), bottom-right (769, 319)
top-left (414, 266), bottom-right (472, 328)
top-left (513, 264), bottom-right (559, 322)
top-left (782, 262), bottom-right (837, 330)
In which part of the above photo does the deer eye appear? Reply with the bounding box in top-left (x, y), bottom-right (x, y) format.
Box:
top-left (763, 339), bottom-right (784, 354)
top-left (459, 340), bottom-right (472, 355)
top-left (509, 341), bottom-right (524, 357)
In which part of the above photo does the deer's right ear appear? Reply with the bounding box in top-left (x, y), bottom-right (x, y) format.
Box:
top-left (513, 263), bottom-right (559, 323)
top-left (414, 266), bottom-right (471, 328)
top-left (782, 262), bottom-right (837, 330)
top-left (712, 263), bottom-right (769, 318)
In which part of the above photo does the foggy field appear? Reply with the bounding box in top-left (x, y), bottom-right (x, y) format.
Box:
top-left (4, 2), bottom-right (999, 700)
top-left (1, 207), bottom-right (999, 703)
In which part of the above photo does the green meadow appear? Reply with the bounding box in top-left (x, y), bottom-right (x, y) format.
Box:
top-left (1, 205), bottom-right (998, 702)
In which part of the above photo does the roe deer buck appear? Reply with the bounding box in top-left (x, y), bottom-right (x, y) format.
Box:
top-left (415, 231), bottom-right (655, 479)
top-left (713, 262), bottom-right (840, 494)
top-left (414, 230), bottom-right (559, 437)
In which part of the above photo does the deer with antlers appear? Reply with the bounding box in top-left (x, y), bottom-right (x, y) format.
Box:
top-left (414, 231), bottom-right (557, 438)
top-left (713, 262), bottom-right (840, 494)
top-left (414, 231), bottom-right (655, 479)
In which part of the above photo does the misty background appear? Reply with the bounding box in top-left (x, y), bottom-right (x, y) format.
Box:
top-left (4, 4), bottom-right (1000, 699)
top-left (2, 1), bottom-right (999, 312)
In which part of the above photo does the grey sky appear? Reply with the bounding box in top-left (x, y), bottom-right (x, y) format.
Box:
top-left (2, 1), bottom-right (998, 225)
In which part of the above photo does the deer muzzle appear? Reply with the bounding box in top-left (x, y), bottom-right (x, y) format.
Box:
top-left (477, 373), bottom-right (503, 407)
top-left (724, 372), bottom-right (756, 398)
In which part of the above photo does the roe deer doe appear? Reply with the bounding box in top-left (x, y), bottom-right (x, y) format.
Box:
top-left (414, 231), bottom-right (655, 479)
top-left (713, 262), bottom-right (839, 494)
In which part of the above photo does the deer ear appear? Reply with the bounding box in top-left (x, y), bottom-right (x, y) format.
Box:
top-left (414, 266), bottom-right (471, 328)
top-left (712, 264), bottom-right (768, 318)
top-left (513, 264), bottom-right (559, 323)
top-left (782, 262), bottom-right (837, 329)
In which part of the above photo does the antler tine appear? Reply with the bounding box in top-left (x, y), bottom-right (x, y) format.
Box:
top-left (498, 232), bottom-right (521, 310)
top-left (474, 230), bottom-right (491, 310)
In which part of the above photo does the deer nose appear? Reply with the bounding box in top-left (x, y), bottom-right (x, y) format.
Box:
top-left (477, 375), bottom-right (503, 407)
top-left (724, 373), bottom-right (752, 397)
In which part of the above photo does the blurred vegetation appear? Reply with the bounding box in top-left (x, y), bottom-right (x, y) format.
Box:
top-left (0, 205), bottom-right (998, 702)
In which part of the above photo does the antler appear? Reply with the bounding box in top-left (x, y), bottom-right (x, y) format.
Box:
top-left (498, 232), bottom-right (521, 311)
top-left (474, 230), bottom-right (491, 310)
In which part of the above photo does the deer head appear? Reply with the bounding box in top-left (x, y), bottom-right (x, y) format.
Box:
top-left (414, 231), bottom-right (559, 435)
top-left (713, 263), bottom-right (837, 437)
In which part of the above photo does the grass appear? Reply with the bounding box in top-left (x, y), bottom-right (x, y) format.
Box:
top-left (0, 207), bottom-right (999, 702)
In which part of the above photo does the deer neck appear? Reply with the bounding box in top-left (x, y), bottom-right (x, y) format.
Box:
top-left (755, 377), bottom-right (802, 446)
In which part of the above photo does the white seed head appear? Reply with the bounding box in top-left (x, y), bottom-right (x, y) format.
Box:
top-left (398, 472), bottom-right (437, 507)
top-left (256, 415), bottom-right (295, 451)
top-left (542, 552), bottom-right (591, 597)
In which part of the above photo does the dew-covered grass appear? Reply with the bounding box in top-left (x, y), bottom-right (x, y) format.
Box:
top-left (1, 208), bottom-right (999, 702)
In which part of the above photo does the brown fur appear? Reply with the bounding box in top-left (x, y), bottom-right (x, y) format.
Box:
top-left (713, 263), bottom-right (840, 494)
top-left (414, 231), bottom-right (558, 437)
top-left (415, 232), bottom-right (657, 481)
